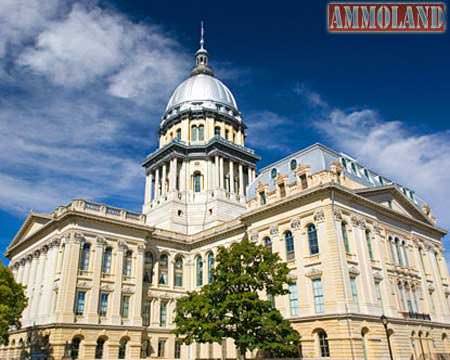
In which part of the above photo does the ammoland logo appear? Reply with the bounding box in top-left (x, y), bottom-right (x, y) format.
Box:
top-left (328, 2), bottom-right (446, 33)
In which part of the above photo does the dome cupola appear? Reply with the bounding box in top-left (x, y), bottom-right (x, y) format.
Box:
top-left (161, 22), bottom-right (241, 129)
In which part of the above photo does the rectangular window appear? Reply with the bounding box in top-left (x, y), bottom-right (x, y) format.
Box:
top-left (142, 300), bottom-right (151, 326)
top-left (160, 302), bottom-right (167, 327)
top-left (288, 283), bottom-right (299, 316)
top-left (350, 277), bottom-right (358, 305)
top-left (374, 281), bottom-right (383, 308)
top-left (98, 292), bottom-right (108, 316)
top-left (279, 183), bottom-right (286, 198)
top-left (300, 174), bottom-right (308, 189)
top-left (259, 191), bottom-right (266, 205)
top-left (312, 278), bottom-right (324, 314)
top-left (121, 295), bottom-right (130, 318)
top-left (174, 340), bottom-right (181, 359)
top-left (175, 272), bottom-right (183, 287)
top-left (158, 339), bottom-right (166, 358)
top-left (74, 290), bottom-right (86, 315)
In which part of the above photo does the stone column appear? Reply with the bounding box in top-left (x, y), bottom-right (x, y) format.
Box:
top-left (215, 155), bottom-right (220, 189)
top-left (170, 158), bottom-right (177, 192)
top-left (162, 163), bottom-right (167, 196)
top-left (132, 245), bottom-right (144, 326)
top-left (56, 233), bottom-right (82, 322)
top-left (219, 157), bottom-right (224, 189)
top-left (17, 261), bottom-right (24, 284)
top-left (229, 160), bottom-right (235, 193)
top-left (144, 171), bottom-right (153, 203)
top-left (239, 163), bottom-right (244, 197)
top-left (180, 160), bottom-right (187, 192)
top-left (247, 167), bottom-right (252, 185)
top-left (86, 237), bottom-right (105, 322)
top-left (150, 298), bottom-right (160, 327)
top-left (39, 244), bottom-right (57, 323)
top-left (21, 256), bottom-right (32, 324)
top-left (155, 167), bottom-right (160, 199)
top-left (111, 241), bottom-right (126, 325)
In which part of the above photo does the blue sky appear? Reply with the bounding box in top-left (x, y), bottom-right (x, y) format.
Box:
top-left (1, 0), bottom-right (450, 264)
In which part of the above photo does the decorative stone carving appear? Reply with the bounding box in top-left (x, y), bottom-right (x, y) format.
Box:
top-left (137, 244), bottom-right (145, 253)
top-left (305, 268), bottom-right (323, 279)
top-left (96, 236), bottom-right (107, 246)
top-left (249, 231), bottom-right (259, 242)
top-left (100, 284), bottom-right (113, 292)
top-left (350, 215), bottom-right (359, 227)
top-left (348, 266), bottom-right (360, 276)
top-left (334, 209), bottom-right (343, 221)
top-left (373, 272), bottom-right (383, 282)
top-left (122, 286), bottom-right (135, 294)
top-left (290, 218), bottom-right (301, 230)
top-left (118, 240), bottom-right (128, 251)
top-left (428, 284), bottom-right (435, 293)
top-left (73, 232), bottom-right (84, 244)
top-left (269, 225), bottom-right (279, 237)
top-left (77, 281), bottom-right (91, 289)
top-left (313, 209), bottom-right (325, 223)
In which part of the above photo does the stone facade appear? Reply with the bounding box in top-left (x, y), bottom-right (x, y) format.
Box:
top-left (2, 34), bottom-right (450, 360)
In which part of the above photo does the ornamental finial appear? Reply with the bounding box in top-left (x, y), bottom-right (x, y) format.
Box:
top-left (200, 21), bottom-right (205, 50)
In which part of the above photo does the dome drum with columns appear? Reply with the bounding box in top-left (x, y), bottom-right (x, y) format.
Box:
top-left (143, 24), bottom-right (259, 235)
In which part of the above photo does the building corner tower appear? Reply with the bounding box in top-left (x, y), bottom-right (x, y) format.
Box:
top-left (142, 24), bottom-right (259, 234)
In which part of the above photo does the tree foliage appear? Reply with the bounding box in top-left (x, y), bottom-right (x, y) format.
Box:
top-left (0, 263), bottom-right (27, 345)
top-left (174, 237), bottom-right (300, 358)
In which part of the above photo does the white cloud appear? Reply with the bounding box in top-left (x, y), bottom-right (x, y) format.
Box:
top-left (0, 0), bottom-right (191, 215)
top-left (316, 106), bottom-right (450, 233)
top-left (0, 0), bottom-right (62, 57)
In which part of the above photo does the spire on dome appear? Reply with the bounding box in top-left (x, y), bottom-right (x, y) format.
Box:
top-left (191, 21), bottom-right (214, 76)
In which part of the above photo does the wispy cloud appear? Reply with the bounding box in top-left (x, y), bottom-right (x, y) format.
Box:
top-left (0, 0), bottom-right (190, 214)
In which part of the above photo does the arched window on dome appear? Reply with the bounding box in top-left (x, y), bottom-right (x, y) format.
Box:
top-left (193, 172), bottom-right (202, 193)
top-left (191, 125), bottom-right (198, 141)
top-left (214, 126), bottom-right (221, 137)
top-left (198, 125), bottom-right (204, 141)
top-left (176, 128), bottom-right (181, 141)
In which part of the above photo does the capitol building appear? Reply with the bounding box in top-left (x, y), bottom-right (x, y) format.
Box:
top-left (2, 30), bottom-right (450, 360)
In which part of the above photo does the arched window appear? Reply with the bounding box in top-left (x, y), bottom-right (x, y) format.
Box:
top-left (285, 231), bottom-right (295, 260)
top-left (70, 337), bottom-right (81, 359)
top-left (207, 252), bottom-right (214, 284)
top-left (79, 243), bottom-right (90, 271)
top-left (365, 230), bottom-right (374, 260)
top-left (123, 250), bottom-right (132, 277)
top-left (263, 237), bottom-right (272, 253)
top-left (318, 330), bottom-right (330, 357)
top-left (141, 339), bottom-right (151, 358)
top-left (196, 256), bottom-right (203, 287)
top-left (176, 128), bottom-right (181, 141)
top-left (214, 126), bottom-right (221, 137)
top-left (308, 224), bottom-right (319, 255)
top-left (198, 125), bottom-right (204, 141)
top-left (271, 168), bottom-right (278, 179)
top-left (290, 159), bottom-right (297, 170)
top-left (402, 241), bottom-right (409, 267)
top-left (174, 256), bottom-right (183, 287)
top-left (341, 222), bottom-right (350, 253)
top-left (95, 338), bottom-right (105, 359)
top-left (159, 254), bottom-right (168, 285)
top-left (388, 236), bottom-right (397, 263)
top-left (118, 338), bottom-right (127, 359)
top-left (191, 125), bottom-right (198, 141)
top-left (143, 252), bottom-right (154, 283)
top-left (102, 247), bottom-right (112, 273)
top-left (193, 172), bottom-right (202, 193)
top-left (395, 238), bottom-right (403, 266)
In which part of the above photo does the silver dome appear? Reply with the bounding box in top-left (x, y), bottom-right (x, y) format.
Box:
top-left (165, 73), bottom-right (238, 113)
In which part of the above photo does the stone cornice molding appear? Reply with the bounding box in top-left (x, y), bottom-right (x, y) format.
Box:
top-left (305, 268), bottom-right (323, 279)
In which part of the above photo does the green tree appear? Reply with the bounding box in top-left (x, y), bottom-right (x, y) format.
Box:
top-left (174, 236), bottom-right (300, 359)
top-left (0, 263), bottom-right (27, 345)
